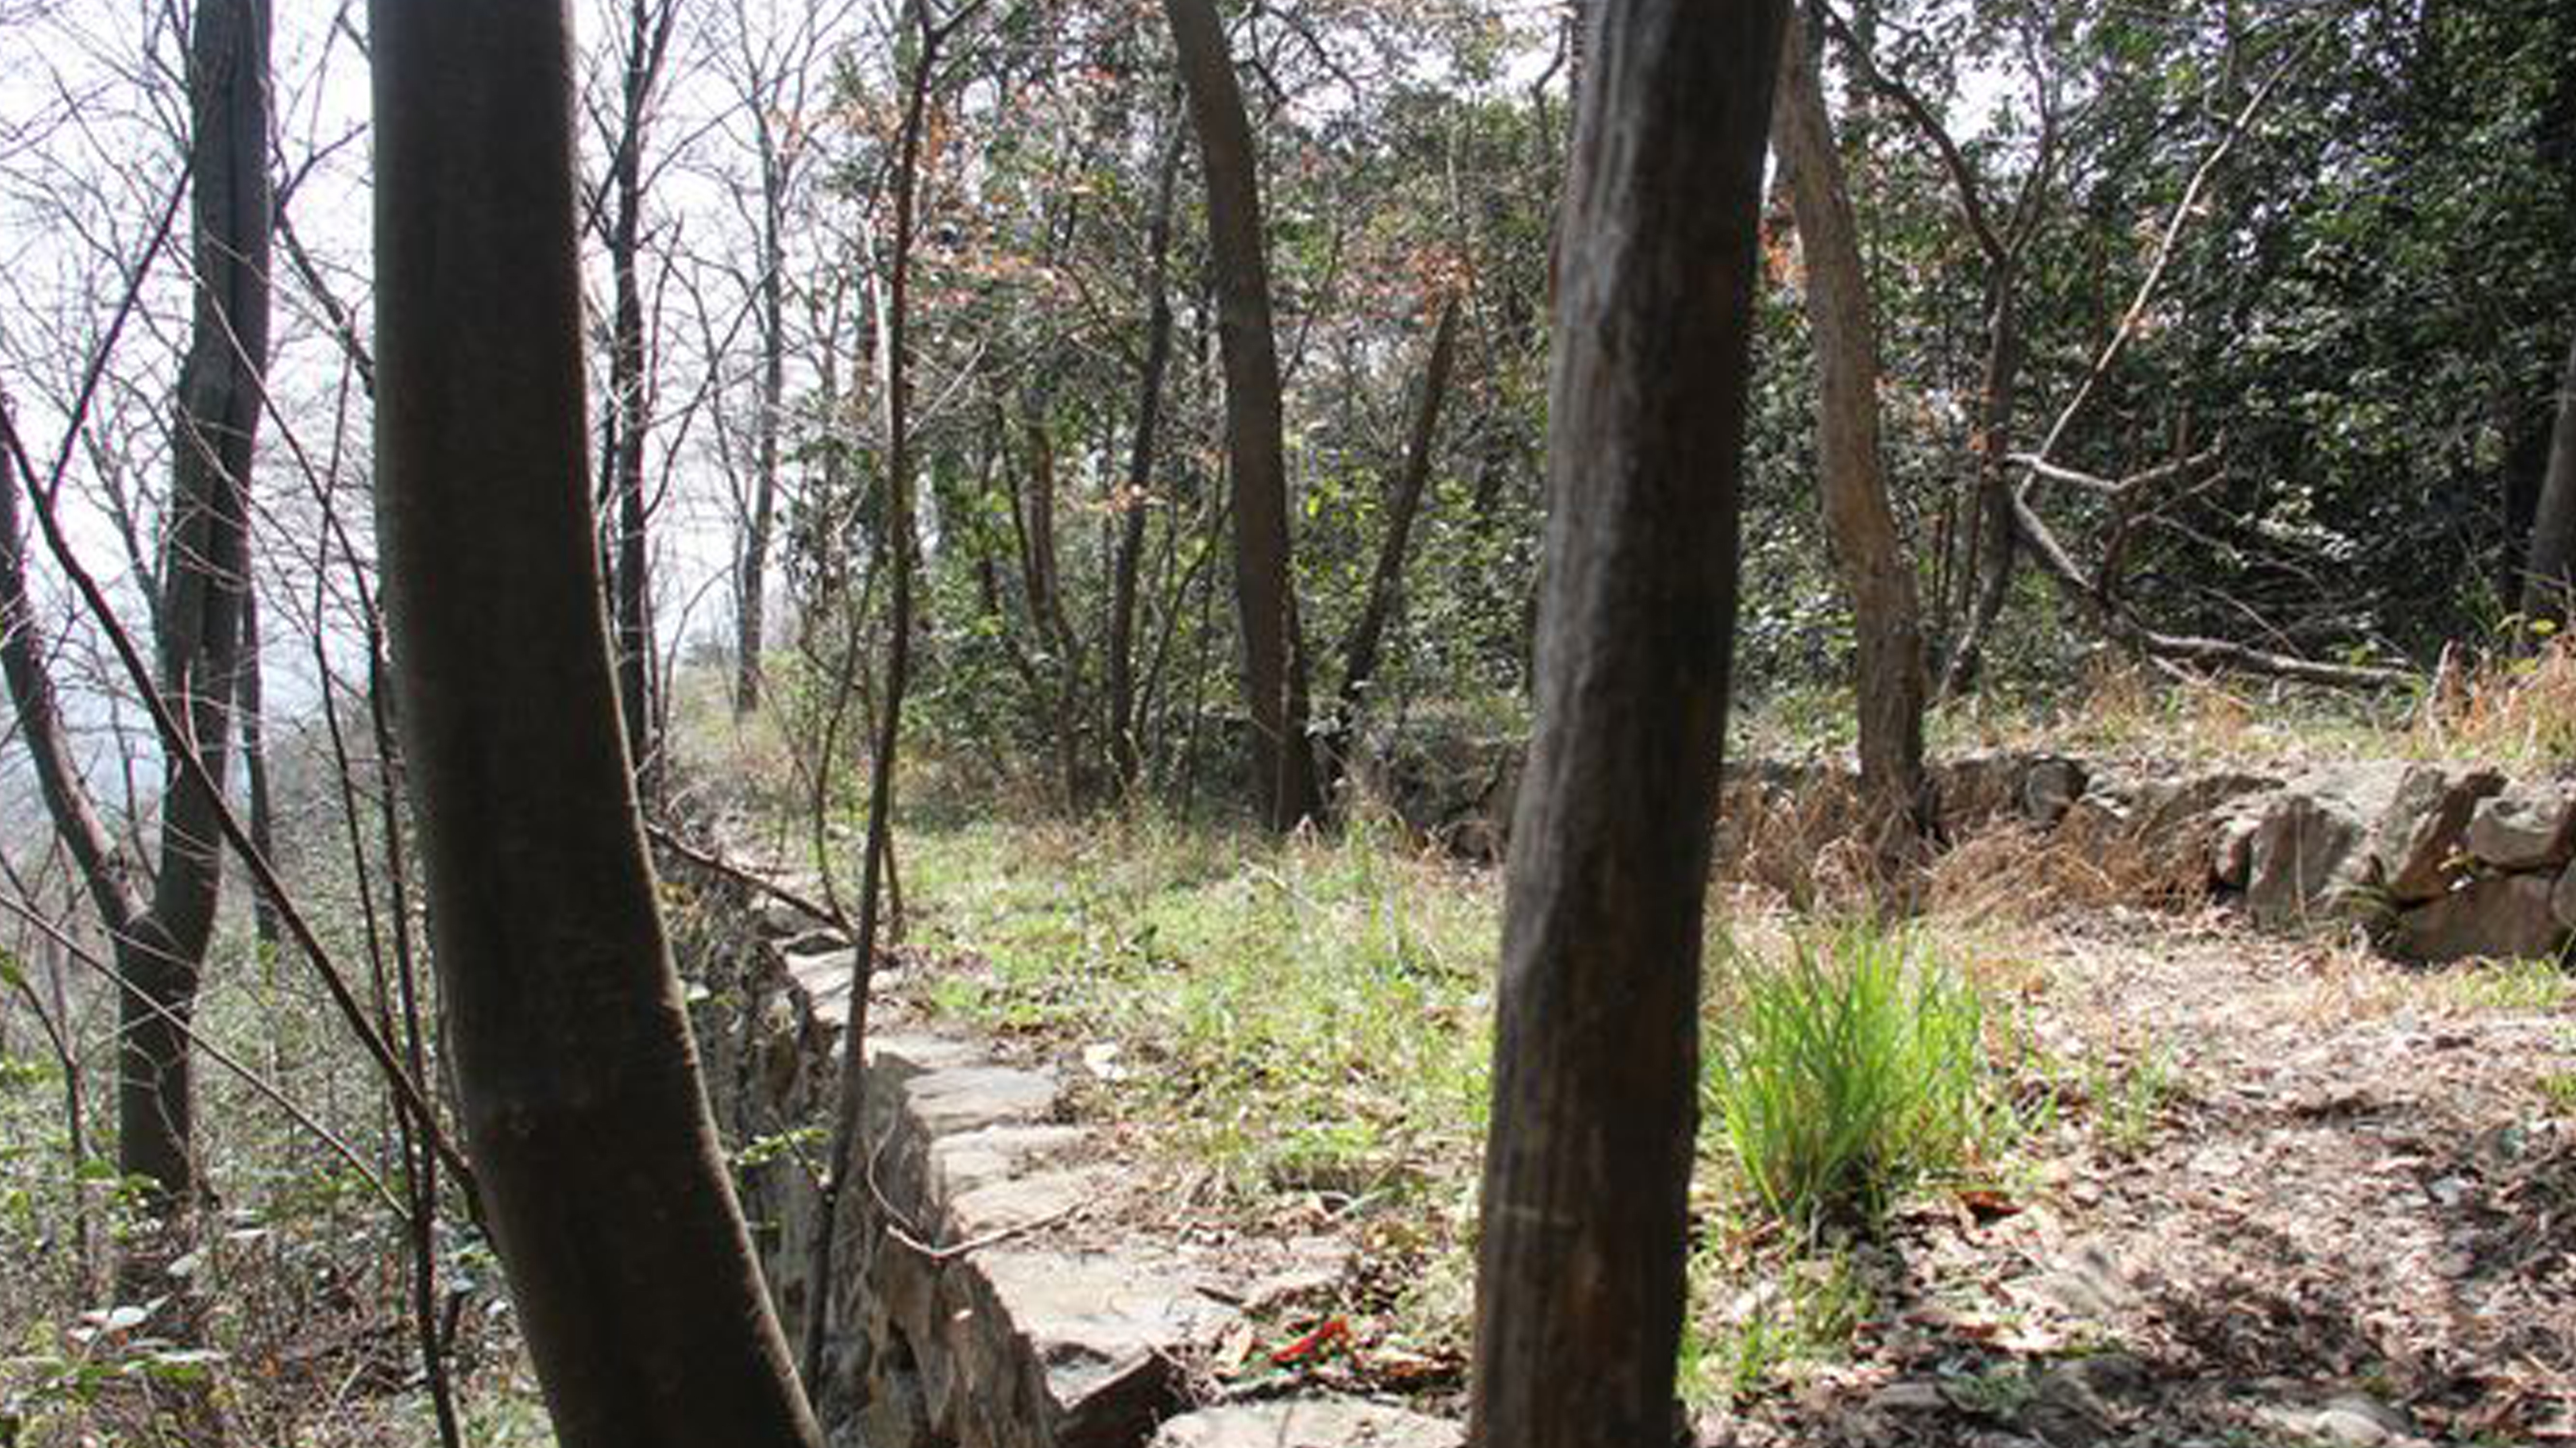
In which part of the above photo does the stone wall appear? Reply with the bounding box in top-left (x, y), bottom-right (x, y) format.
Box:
top-left (1364, 738), bottom-right (2576, 963)
top-left (676, 874), bottom-right (1462, 1448)
top-left (1719, 751), bottom-right (2576, 963)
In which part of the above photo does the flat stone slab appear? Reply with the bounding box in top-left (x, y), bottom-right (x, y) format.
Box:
top-left (904, 1063), bottom-right (1060, 1134)
top-left (1152, 1399), bottom-right (1463, 1448)
top-left (947, 1166), bottom-right (1114, 1238)
top-left (930, 1124), bottom-right (1090, 1200)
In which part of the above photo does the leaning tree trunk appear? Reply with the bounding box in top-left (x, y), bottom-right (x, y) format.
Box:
top-left (2518, 329), bottom-right (2576, 635)
top-left (1467, 4), bottom-right (1786, 1448)
top-left (1326, 293), bottom-right (1460, 787)
top-left (372, 8), bottom-right (821, 1446)
top-left (1162, 0), bottom-right (1322, 829)
top-left (1771, 3), bottom-right (1927, 834)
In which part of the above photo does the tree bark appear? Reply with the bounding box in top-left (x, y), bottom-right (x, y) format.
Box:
top-left (240, 586), bottom-right (281, 951)
top-left (1107, 122), bottom-right (1185, 793)
top-left (1467, 3), bottom-right (1784, 1447)
top-left (1162, 0), bottom-right (1322, 829)
top-left (371, 8), bottom-right (821, 1445)
top-left (1770, 4), bottom-right (1927, 832)
top-left (122, 0), bottom-right (272, 1209)
top-left (1326, 292), bottom-right (1459, 783)
top-left (734, 89), bottom-right (790, 715)
top-left (2518, 329), bottom-right (2576, 632)
top-left (606, 0), bottom-right (676, 793)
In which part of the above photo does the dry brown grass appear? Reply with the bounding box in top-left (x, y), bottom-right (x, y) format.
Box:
top-left (2410, 638), bottom-right (2576, 766)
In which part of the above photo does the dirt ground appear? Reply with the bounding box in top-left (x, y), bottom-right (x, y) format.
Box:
top-left (1698, 910), bottom-right (2576, 1448)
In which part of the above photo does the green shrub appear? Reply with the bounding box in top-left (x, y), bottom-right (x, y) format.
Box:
top-left (1703, 926), bottom-right (2007, 1232)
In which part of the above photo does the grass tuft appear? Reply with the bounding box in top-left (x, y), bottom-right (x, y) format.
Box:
top-left (1702, 925), bottom-right (2011, 1233)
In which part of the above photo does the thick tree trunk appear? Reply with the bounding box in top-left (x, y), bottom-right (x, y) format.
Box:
top-left (1770, 5), bottom-right (1927, 832)
top-left (1108, 125), bottom-right (1185, 793)
top-left (2518, 330), bottom-right (2576, 632)
top-left (1467, 3), bottom-right (1784, 1447)
top-left (1162, 0), bottom-right (1322, 829)
top-left (372, 9), bottom-right (821, 1446)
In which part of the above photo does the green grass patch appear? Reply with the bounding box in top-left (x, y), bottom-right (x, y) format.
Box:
top-left (2439, 956), bottom-right (2575, 1014)
top-left (904, 810), bottom-right (1501, 1202)
top-left (1701, 924), bottom-right (2015, 1233)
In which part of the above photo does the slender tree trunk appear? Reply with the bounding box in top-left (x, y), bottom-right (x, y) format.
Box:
top-left (799, 0), bottom-right (957, 1403)
top-left (2518, 329), bottom-right (2576, 633)
top-left (1162, 0), bottom-right (1322, 829)
top-left (608, 0), bottom-right (675, 793)
top-left (1467, 4), bottom-right (1784, 1448)
top-left (736, 111), bottom-right (789, 715)
top-left (1938, 282), bottom-right (2022, 699)
top-left (1108, 123), bottom-right (1185, 793)
top-left (1326, 293), bottom-right (1460, 784)
top-left (114, 0), bottom-right (274, 1210)
top-left (1771, 4), bottom-right (1926, 832)
top-left (240, 586), bottom-right (281, 951)
top-left (373, 9), bottom-right (821, 1446)
top-left (1013, 412), bottom-right (1086, 804)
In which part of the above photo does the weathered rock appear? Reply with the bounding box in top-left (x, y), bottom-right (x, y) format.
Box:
top-left (2464, 780), bottom-right (2576, 870)
top-left (903, 1063), bottom-right (1061, 1135)
top-left (2369, 764), bottom-right (2502, 901)
top-left (947, 1167), bottom-right (1112, 1238)
top-left (2389, 872), bottom-right (2569, 963)
top-left (2240, 763), bottom-right (2501, 927)
top-left (1153, 1399), bottom-right (1462, 1448)
top-left (2241, 785), bottom-right (2376, 930)
top-left (928, 1124), bottom-right (1089, 1201)
top-left (964, 1248), bottom-right (1236, 1448)
top-left (1935, 751), bottom-right (2034, 832)
top-left (2557, 857), bottom-right (2576, 930)
top-left (2021, 758), bottom-right (2088, 828)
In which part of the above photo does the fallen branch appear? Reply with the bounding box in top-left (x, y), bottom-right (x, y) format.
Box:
top-left (2006, 489), bottom-right (2411, 689)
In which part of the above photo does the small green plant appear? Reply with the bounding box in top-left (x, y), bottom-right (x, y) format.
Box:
top-left (1702, 926), bottom-right (2010, 1232)
top-left (2540, 1070), bottom-right (2576, 1114)
top-left (2086, 1037), bottom-right (2175, 1159)
top-left (1681, 1243), bottom-right (1876, 1404)
top-left (2441, 956), bottom-right (2574, 1014)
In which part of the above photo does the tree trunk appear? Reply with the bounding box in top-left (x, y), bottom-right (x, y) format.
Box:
top-left (372, 9), bottom-right (821, 1446)
top-left (240, 585), bottom-right (281, 951)
top-left (735, 104), bottom-right (789, 716)
top-left (1770, 4), bottom-right (1927, 833)
top-left (798, 0), bottom-right (953, 1402)
top-left (1162, 0), bottom-right (1322, 829)
top-left (1326, 293), bottom-right (1460, 785)
top-left (1467, 4), bottom-right (1784, 1447)
top-left (607, 0), bottom-right (675, 792)
top-left (1936, 282), bottom-right (2021, 698)
top-left (1108, 123), bottom-right (1185, 793)
top-left (2518, 329), bottom-right (2576, 632)
top-left (116, 0), bottom-right (273, 1209)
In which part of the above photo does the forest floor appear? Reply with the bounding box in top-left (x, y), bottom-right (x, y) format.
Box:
top-left (893, 819), bottom-right (2576, 1448)
top-left (1685, 907), bottom-right (2575, 1448)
